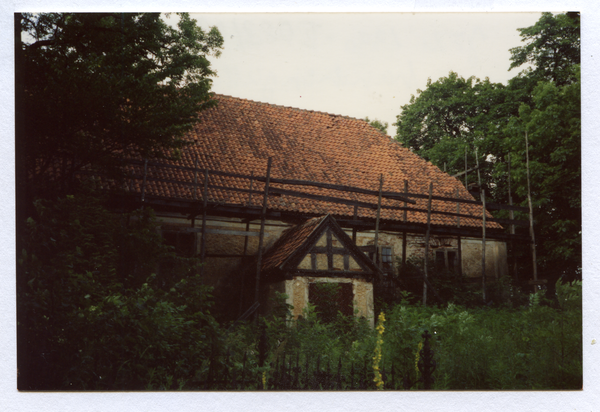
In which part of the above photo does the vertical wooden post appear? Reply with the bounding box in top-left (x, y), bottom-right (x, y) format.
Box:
top-left (402, 180), bottom-right (408, 268)
top-left (193, 156), bottom-right (199, 201)
top-left (476, 146), bottom-right (482, 189)
top-left (326, 229), bottom-right (333, 270)
top-left (481, 189), bottom-right (487, 303)
top-left (464, 146), bottom-right (468, 188)
top-left (352, 204), bottom-right (358, 244)
top-left (242, 172), bottom-right (255, 258)
top-left (525, 132), bottom-right (538, 288)
top-left (191, 156), bottom-right (198, 228)
top-left (200, 168), bottom-right (209, 277)
top-left (254, 157), bottom-right (272, 311)
top-left (140, 158), bottom-right (148, 207)
top-left (507, 153), bottom-right (518, 283)
top-left (456, 187), bottom-right (462, 276)
top-left (476, 146), bottom-right (486, 302)
top-left (423, 182), bottom-right (433, 307)
top-left (239, 171), bottom-right (254, 317)
top-left (374, 174), bottom-right (384, 266)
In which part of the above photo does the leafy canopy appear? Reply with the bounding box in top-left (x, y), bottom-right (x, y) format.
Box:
top-left (393, 12), bottom-right (581, 281)
top-left (365, 116), bottom-right (389, 135)
top-left (18, 13), bottom-right (224, 197)
top-left (509, 12), bottom-right (580, 86)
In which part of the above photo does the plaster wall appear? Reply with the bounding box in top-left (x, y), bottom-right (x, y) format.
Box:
top-left (157, 214), bottom-right (508, 289)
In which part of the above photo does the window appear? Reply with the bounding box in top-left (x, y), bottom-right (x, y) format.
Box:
top-left (162, 230), bottom-right (196, 257)
top-left (309, 282), bottom-right (354, 322)
top-left (435, 248), bottom-right (458, 272)
top-left (381, 247), bottom-right (393, 269)
top-left (359, 245), bottom-right (394, 273)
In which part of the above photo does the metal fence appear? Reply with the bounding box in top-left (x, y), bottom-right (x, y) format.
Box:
top-left (194, 330), bottom-right (436, 391)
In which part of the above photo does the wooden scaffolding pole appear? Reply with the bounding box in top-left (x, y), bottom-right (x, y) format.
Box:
top-left (254, 157), bottom-right (273, 312)
top-left (352, 204), bottom-right (358, 244)
top-left (423, 182), bottom-right (433, 306)
top-left (464, 146), bottom-right (468, 188)
top-left (456, 187), bottom-right (462, 276)
top-left (525, 132), bottom-right (538, 289)
top-left (476, 148), bottom-right (487, 303)
top-left (239, 171), bottom-right (254, 317)
top-left (402, 180), bottom-right (408, 268)
top-left (200, 168), bottom-right (209, 277)
top-left (374, 174), bottom-right (384, 267)
top-left (140, 158), bottom-right (148, 207)
top-left (507, 153), bottom-right (518, 283)
top-left (191, 156), bottom-right (198, 228)
top-left (481, 189), bottom-right (487, 303)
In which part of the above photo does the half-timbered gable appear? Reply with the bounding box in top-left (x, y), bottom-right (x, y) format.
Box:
top-left (261, 214), bottom-right (380, 324)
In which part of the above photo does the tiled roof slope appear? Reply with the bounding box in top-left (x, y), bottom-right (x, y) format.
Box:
top-left (261, 215), bottom-right (326, 272)
top-left (131, 94), bottom-right (498, 229)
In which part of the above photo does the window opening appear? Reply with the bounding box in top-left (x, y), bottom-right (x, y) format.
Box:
top-left (308, 282), bottom-right (354, 322)
top-left (435, 248), bottom-right (458, 272)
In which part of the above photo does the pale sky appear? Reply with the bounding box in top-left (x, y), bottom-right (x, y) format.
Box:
top-left (191, 13), bottom-right (542, 136)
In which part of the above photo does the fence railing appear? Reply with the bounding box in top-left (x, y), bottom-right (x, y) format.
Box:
top-left (192, 329), bottom-right (436, 391)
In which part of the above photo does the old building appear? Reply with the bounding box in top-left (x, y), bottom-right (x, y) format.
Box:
top-left (105, 95), bottom-right (528, 323)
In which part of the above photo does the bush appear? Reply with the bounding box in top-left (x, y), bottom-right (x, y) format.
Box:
top-left (18, 194), bottom-right (220, 390)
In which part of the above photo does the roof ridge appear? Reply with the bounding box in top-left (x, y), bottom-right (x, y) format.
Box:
top-left (213, 93), bottom-right (368, 123)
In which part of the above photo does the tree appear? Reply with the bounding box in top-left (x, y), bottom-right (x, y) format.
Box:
top-left (509, 12), bottom-right (580, 86)
top-left (393, 12), bottom-right (581, 284)
top-left (15, 13), bottom-right (225, 390)
top-left (501, 69), bottom-right (581, 282)
top-left (393, 72), bottom-right (516, 200)
top-left (16, 13), bottom-right (223, 200)
top-left (365, 116), bottom-right (389, 135)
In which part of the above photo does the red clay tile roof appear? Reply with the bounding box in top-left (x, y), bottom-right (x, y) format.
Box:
top-left (261, 215), bottom-right (326, 272)
top-left (122, 94), bottom-right (498, 229)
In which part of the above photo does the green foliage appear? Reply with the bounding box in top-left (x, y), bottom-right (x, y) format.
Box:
top-left (382, 280), bottom-right (581, 389)
top-left (393, 12), bottom-right (581, 282)
top-left (18, 194), bottom-right (219, 390)
top-left (365, 116), bottom-right (389, 135)
top-left (501, 70), bottom-right (581, 280)
top-left (17, 13), bottom-right (223, 197)
top-left (509, 12), bottom-right (580, 86)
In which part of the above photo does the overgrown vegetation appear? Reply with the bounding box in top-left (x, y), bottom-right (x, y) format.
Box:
top-left (16, 12), bottom-right (582, 391)
top-left (211, 281), bottom-right (582, 390)
top-left (18, 194), bottom-right (219, 390)
top-left (17, 193), bottom-right (581, 390)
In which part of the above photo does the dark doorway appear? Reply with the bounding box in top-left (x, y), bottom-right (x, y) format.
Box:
top-left (309, 282), bottom-right (354, 322)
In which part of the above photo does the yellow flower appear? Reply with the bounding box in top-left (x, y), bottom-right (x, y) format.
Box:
top-left (372, 311), bottom-right (386, 390)
top-left (415, 341), bottom-right (423, 375)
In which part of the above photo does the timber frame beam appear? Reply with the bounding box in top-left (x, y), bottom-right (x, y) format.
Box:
top-left (108, 192), bottom-right (531, 243)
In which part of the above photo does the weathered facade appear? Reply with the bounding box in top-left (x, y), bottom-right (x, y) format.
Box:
top-left (99, 94), bottom-right (528, 321)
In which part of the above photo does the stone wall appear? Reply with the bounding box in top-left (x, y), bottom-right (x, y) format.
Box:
top-left (275, 276), bottom-right (374, 327)
top-left (156, 214), bottom-right (508, 313)
top-left (350, 229), bottom-right (507, 279)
